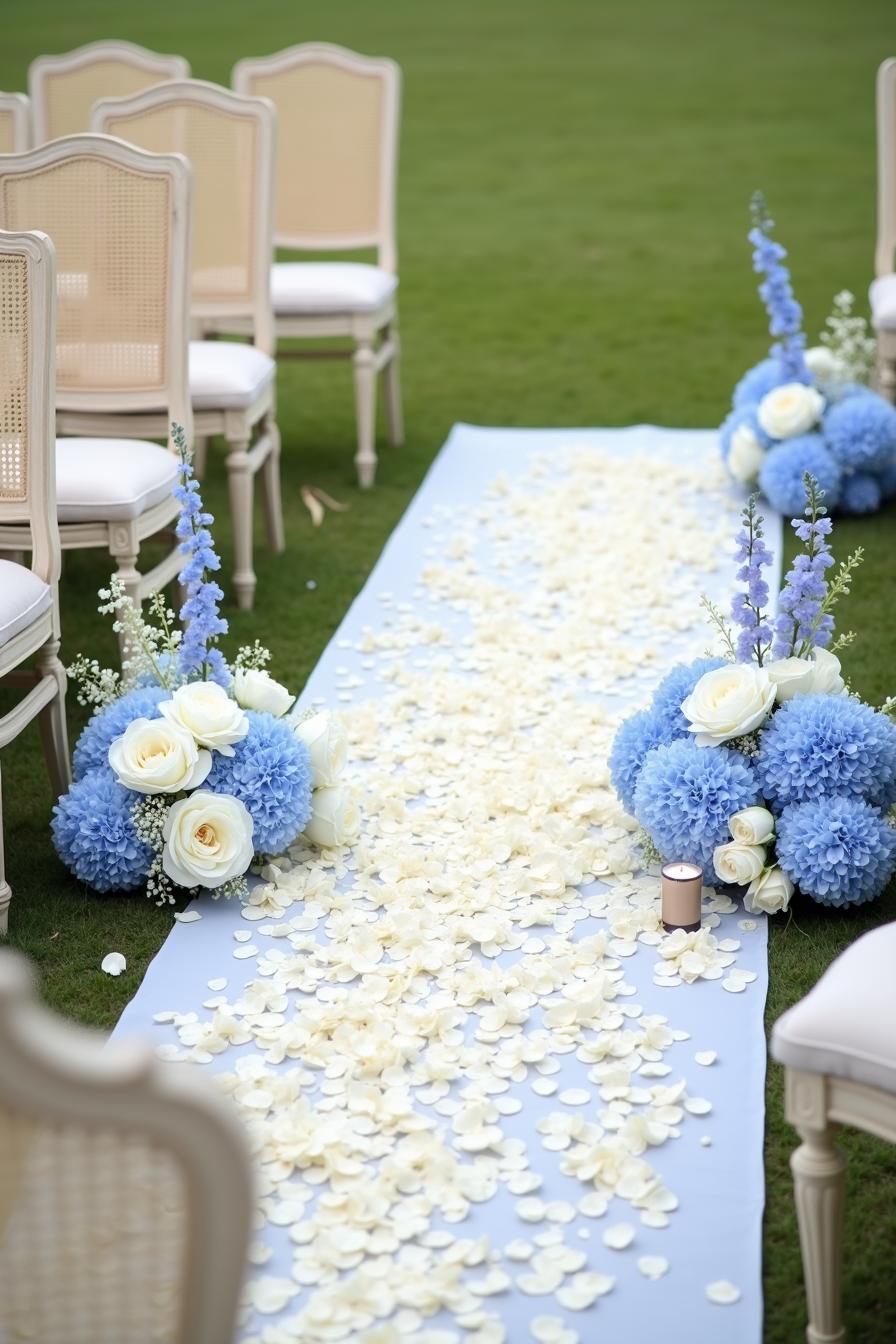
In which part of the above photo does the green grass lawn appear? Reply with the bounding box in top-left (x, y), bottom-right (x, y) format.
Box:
top-left (1, 0), bottom-right (895, 1337)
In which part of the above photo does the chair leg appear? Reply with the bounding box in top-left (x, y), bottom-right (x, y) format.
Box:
top-left (193, 434), bottom-right (210, 478)
top-left (876, 347), bottom-right (896, 405)
top-left (352, 339), bottom-right (378, 489)
top-left (226, 436), bottom-right (256, 610)
top-left (0, 760), bottom-right (10, 936)
top-left (110, 529), bottom-right (144, 662)
top-left (261, 414), bottom-right (285, 555)
top-left (36, 639), bottom-right (71, 800)
top-left (382, 320), bottom-right (405, 448)
top-left (792, 1120), bottom-right (847, 1344)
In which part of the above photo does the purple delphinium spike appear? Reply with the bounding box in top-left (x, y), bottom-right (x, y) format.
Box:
top-left (172, 424), bottom-right (229, 685)
top-left (731, 494), bottom-right (774, 665)
top-left (772, 475), bottom-right (835, 659)
top-left (749, 192), bottom-right (810, 385)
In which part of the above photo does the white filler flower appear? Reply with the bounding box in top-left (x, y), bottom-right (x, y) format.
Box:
top-left (804, 345), bottom-right (847, 395)
top-left (293, 710), bottom-right (348, 788)
top-left (728, 805), bottom-right (775, 846)
top-left (304, 787), bottom-right (360, 848)
top-left (160, 681), bottom-right (248, 756)
top-left (728, 424), bottom-right (765, 484)
top-left (233, 668), bottom-right (294, 718)
top-left (744, 865), bottom-right (794, 915)
top-left (713, 840), bottom-right (766, 886)
top-left (109, 717), bottom-right (211, 794)
top-left (162, 791), bottom-right (255, 889)
top-left (757, 382), bottom-right (824, 440)
top-left (765, 646), bottom-right (846, 702)
top-left (681, 663), bottom-right (776, 747)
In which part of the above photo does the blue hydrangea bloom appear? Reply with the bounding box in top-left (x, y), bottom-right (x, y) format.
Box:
top-left (205, 711), bottom-right (312, 854)
top-left (609, 709), bottom-right (678, 814)
top-left (823, 392), bottom-right (896, 472)
top-left (73, 685), bottom-right (169, 781)
top-left (777, 795), bottom-right (896, 907)
top-left (650, 656), bottom-right (727, 734)
top-left (632, 738), bottom-right (759, 871)
top-left (758, 436), bottom-right (842, 516)
top-left (878, 460), bottom-right (896, 500)
top-left (52, 769), bottom-right (151, 891)
top-left (719, 404), bottom-right (772, 462)
top-left (840, 471), bottom-right (882, 515)
top-left (757, 694), bottom-right (896, 811)
top-left (733, 358), bottom-right (788, 410)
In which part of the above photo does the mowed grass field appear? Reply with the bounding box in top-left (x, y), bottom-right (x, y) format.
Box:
top-left (1, 1), bottom-right (894, 1338)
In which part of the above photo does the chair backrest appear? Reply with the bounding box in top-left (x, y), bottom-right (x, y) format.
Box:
top-left (92, 79), bottom-right (275, 354)
top-left (0, 134), bottom-right (192, 445)
top-left (29, 40), bottom-right (190, 144)
top-left (232, 42), bottom-right (400, 272)
top-left (877, 58), bottom-right (896, 278)
top-left (0, 229), bottom-right (58, 588)
top-left (0, 949), bottom-right (252, 1344)
top-left (0, 94), bottom-right (31, 153)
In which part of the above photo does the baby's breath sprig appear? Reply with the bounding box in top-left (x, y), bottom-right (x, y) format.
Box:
top-left (214, 874), bottom-right (250, 902)
top-left (233, 640), bottom-right (272, 672)
top-left (98, 576), bottom-right (179, 692)
top-left (66, 654), bottom-right (120, 709)
top-left (819, 290), bottom-right (876, 386)
top-left (132, 796), bottom-right (178, 907)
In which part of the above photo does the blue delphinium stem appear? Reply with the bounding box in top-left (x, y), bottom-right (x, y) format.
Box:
top-left (172, 423), bottom-right (230, 686)
top-left (731, 494), bottom-right (774, 665)
top-left (772, 474), bottom-right (835, 659)
top-left (749, 192), bottom-right (810, 384)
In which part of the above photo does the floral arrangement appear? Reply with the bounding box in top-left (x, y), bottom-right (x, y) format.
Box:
top-left (720, 194), bottom-right (896, 516)
top-left (610, 478), bottom-right (896, 914)
top-left (53, 426), bottom-right (358, 905)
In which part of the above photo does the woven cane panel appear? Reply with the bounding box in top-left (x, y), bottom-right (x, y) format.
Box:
top-left (248, 62), bottom-right (383, 242)
top-left (41, 62), bottom-right (176, 140)
top-left (0, 109), bottom-right (19, 154)
top-left (0, 252), bottom-right (28, 504)
top-left (0, 159), bottom-right (170, 394)
top-left (102, 103), bottom-right (257, 305)
top-left (0, 1106), bottom-right (185, 1343)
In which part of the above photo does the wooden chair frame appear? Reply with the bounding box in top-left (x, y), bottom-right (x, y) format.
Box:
top-left (0, 94), bottom-right (31, 153)
top-left (875, 58), bottom-right (896, 403)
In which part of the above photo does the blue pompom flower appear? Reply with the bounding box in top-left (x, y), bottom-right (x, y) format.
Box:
top-left (73, 685), bottom-right (169, 780)
top-left (632, 738), bottom-right (760, 871)
top-left (719, 405), bottom-right (771, 462)
top-left (823, 392), bottom-right (896, 473)
top-left (650, 656), bottom-right (727, 734)
top-left (205, 711), bottom-right (312, 854)
top-left (758, 435), bottom-right (842, 515)
top-left (757, 693), bottom-right (896, 811)
top-left (777, 795), bottom-right (896, 907)
top-left (733, 358), bottom-right (788, 410)
top-left (610, 709), bottom-right (678, 814)
top-left (840, 472), bottom-right (882, 515)
top-left (52, 770), bottom-right (151, 891)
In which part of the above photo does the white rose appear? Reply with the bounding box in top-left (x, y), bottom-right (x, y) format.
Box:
top-left (757, 382), bottom-right (824, 439)
top-left (766, 647), bottom-right (845, 702)
top-left (744, 865), bottom-right (794, 916)
top-left (293, 710), bottom-right (347, 787)
top-left (806, 647), bottom-right (846, 696)
top-left (304, 787), bottom-right (360, 848)
top-left (162, 790), bottom-right (255, 889)
top-left (108, 717), bottom-right (211, 794)
top-left (681, 663), bottom-right (776, 747)
top-left (160, 682), bottom-right (248, 756)
top-left (728, 424), bottom-right (765, 484)
top-left (713, 840), bottom-right (766, 886)
top-left (233, 668), bottom-right (294, 718)
top-left (729, 806), bottom-right (775, 846)
top-left (804, 346), bottom-right (847, 395)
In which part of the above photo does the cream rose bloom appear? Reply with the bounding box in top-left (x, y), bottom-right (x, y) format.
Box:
top-left (805, 646), bottom-right (846, 696)
top-left (765, 647), bottom-right (846, 702)
top-left (681, 663), bottom-right (776, 747)
top-left (233, 669), bottom-right (294, 718)
top-left (293, 710), bottom-right (348, 788)
top-left (160, 682), bottom-right (248, 756)
top-left (108, 717), bottom-right (211, 794)
top-left (162, 791), bottom-right (254, 889)
top-left (804, 346), bottom-right (847, 395)
top-left (304, 787), bottom-right (360, 848)
top-left (713, 840), bottom-right (766, 886)
top-left (729, 806), bottom-right (775, 846)
top-left (757, 382), bottom-right (824, 440)
top-left (744, 865), bottom-right (794, 916)
top-left (728, 424), bottom-right (765, 485)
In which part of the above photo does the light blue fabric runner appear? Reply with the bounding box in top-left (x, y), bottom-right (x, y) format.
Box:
top-left (114, 425), bottom-right (781, 1344)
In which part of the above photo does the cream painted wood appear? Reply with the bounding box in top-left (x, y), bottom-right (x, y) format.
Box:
top-left (0, 231), bottom-right (70, 935)
top-left (0, 948), bottom-right (253, 1342)
top-left (0, 94), bottom-right (31, 152)
top-left (875, 59), bottom-right (896, 403)
top-left (91, 80), bottom-right (282, 608)
top-left (0, 136), bottom-right (193, 642)
top-left (232, 43), bottom-right (404, 487)
top-left (28, 40), bottom-right (189, 143)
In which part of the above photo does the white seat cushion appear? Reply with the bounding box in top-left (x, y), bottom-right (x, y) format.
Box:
top-left (189, 341), bottom-right (275, 411)
top-left (869, 273), bottom-right (896, 331)
top-left (0, 560), bottom-right (51, 648)
top-left (56, 438), bottom-right (178, 523)
top-left (771, 922), bottom-right (896, 1094)
top-left (271, 262), bottom-right (398, 316)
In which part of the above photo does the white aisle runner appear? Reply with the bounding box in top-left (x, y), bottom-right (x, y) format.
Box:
top-left (115, 425), bottom-right (781, 1344)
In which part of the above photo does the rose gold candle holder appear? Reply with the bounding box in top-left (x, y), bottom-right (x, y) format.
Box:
top-left (661, 861), bottom-right (703, 932)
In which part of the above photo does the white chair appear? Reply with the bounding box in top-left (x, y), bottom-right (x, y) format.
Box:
top-left (0, 93), bottom-right (31, 152)
top-left (0, 135), bottom-right (193, 638)
top-left (28, 40), bottom-right (189, 143)
top-left (233, 42), bottom-right (403, 488)
top-left (92, 80), bottom-right (282, 609)
top-left (771, 922), bottom-right (896, 1344)
top-left (0, 948), bottom-right (253, 1342)
top-left (0, 229), bottom-right (70, 936)
top-left (871, 58), bottom-right (896, 404)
